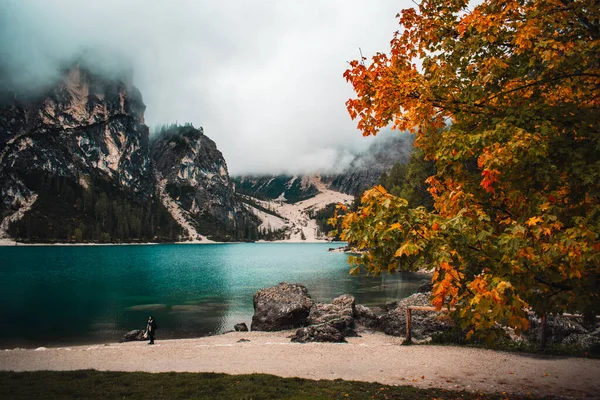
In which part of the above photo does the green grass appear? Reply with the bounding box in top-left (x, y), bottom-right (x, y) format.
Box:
top-left (0, 370), bottom-right (543, 400)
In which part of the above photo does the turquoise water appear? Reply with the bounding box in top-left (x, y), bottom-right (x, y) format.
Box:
top-left (0, 243), bottom-right (424, 348)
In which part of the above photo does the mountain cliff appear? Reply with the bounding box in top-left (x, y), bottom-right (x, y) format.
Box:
top-left (322, 134), bottom-right (413, 195)
top-left (0, 63), bottom-right (256, 242)
top-left (234, 134), bottom-right (414, 203)
top-left (151, 124), bottom-right (259, 241)
top-left (233, 175), bottom-right (320, 204)
top-left (230, 135), bottom-right (413, 241)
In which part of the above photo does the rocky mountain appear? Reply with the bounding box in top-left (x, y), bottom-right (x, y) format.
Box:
top-left (233, 175), bottom-right (320, 204)
top-left (234, 134), bottom-right (414, 204)
top-left (0, 62), bottom-right (257, 243)
top-left (0, 59), bottom-right (411, 244)
top-left (2, 64), bottom-right (151, 190)
top-left (229, 135), bottom-right (413, 241)
top-left (322, 134), bottom-right (414, 195)
top-left (239, 176), bottom-right (353, 242)
top-left (151, 124), bottom-right (259, 241)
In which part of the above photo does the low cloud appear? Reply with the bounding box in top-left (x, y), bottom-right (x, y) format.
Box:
top-left (0, 0), bottom-right (413, 174)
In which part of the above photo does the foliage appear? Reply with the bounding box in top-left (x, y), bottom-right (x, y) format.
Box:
top-left (0, 370), bottom-right (541, 400)
top-left (337, 0), bottom-right (600, 341)
top-left (8, 172), bottom-right (181, 243)
top-left (310, 203), bottom-right (341, 239)
top-left (379, 147), bottom-right (435, 210)
top-left (150, 122), bottom-right (202, 148)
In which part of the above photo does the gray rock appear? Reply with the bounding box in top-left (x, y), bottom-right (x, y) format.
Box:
top-left (234, 323), bottom-right (249, 332)
top-left (307, 294), bottom-right (360, 337)
top-left (417, 279), bottom-right (433, 293)
top-left (309, 294), bottom-right (356, 326)
top-left (0, 63), bottom-right (153, 201)
top-left (120, 329), bottom-right (146, 342)
top-left (0, 61), bottom-right (259, 244)
top-left (232, 175), bottom-right (320, 204)
top-left (379, 292), bottom-right (453, 338)
top-left (561, 328), bottom-right (600, 350)
top-left (355, 304), bottom-right (380, 329)
top-left (384, 301), bottom-right (398, 312)
top-left (327, 316), bottom-right (359, 337)
top-left (291, 324), bottom-right (347, 343)
top-left (251, 282), bottom-right (313, 331)
top-left (526, 314), bottom-right (596, 346)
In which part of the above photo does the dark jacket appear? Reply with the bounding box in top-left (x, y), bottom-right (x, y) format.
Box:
top-left (147, 319), bottom-right (157, 335)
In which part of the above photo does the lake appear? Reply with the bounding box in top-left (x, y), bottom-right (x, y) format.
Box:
top-left (0, 243), bottom-right (426, 348)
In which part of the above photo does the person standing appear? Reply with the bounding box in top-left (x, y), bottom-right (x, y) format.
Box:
top-left (146, 316), bottom-right (158, 345)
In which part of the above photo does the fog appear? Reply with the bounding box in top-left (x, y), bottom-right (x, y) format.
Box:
top-left (0, 0), bottom-right (413, 175)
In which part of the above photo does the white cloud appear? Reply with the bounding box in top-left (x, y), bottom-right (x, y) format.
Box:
top-left (0, 0), bottom-right (413, 174)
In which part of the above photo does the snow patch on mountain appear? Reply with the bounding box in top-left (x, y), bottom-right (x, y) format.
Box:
top-left (244, 176), bottom-right (353, 242)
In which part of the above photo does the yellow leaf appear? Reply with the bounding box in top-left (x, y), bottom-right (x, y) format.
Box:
top-left (526, 216), bottom-right (543, 226)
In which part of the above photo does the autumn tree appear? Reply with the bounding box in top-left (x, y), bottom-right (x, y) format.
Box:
top-left (379, 147), bottom-right (436, 210)
top-left (337, 0), bottom-right (600, 339)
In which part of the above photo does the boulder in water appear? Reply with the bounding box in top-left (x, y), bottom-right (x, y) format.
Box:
top-left (251, 282), bottom-right (313, 331)
top-left (234, 323), bottom-right (249, 332)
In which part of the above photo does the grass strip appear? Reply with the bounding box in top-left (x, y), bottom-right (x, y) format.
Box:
top-left (0, 370), bottom-right (546, 399)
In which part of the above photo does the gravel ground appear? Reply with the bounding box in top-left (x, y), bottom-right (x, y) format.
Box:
top-left (1, 331), bottom-right (598, 399)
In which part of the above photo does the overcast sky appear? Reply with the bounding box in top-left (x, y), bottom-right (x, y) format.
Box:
top-left (0, 0), bottom-right (414, 175)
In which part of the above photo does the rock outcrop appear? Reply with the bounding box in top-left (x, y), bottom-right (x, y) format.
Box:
top-left (525, 314), bottom-right (599, 350)
top-left (251, 282), bottom-right (313, 331)
top-left (151, 125), bottom-right (259, 241)
top-left (308, 294), bottom-right (355, 325)
top-left (0, 62), bottom-right (171, 242)
top-left (291, 324), bottom-right (346, 343)
top-left (354, 304), bottom-right (380, 329)
top-left (0, 59), bottom-right (258, 243)
top-left (308, 294), bottom-right (357, 336)
top-left (379, 292), bottom-right (453, 339)
top-left (322, 135), bottom-right (413, 195)
top-left (233, 175), bottom-right (320, 204)
top-left (1, 63), bottom-right (152, 194)
top-left (250, 285), bottom-right (453, 343)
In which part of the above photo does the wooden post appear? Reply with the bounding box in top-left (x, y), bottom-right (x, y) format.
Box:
top-left (539, 315), bottom-right (547, 351)
top-left (405, 307), bottom-right (412, 343)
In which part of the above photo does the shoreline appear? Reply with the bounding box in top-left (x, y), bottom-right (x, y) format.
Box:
top-left (1, 331), bottom-right (598, 398)
top-left (0, 239), bottom-right (348, 247)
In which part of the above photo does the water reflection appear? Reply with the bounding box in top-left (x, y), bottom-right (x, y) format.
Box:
top-left (0, 243), bottom-right (425, 348)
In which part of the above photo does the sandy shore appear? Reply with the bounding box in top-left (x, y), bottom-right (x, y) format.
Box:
top-left (1, 331), bottom-right (597, 399)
